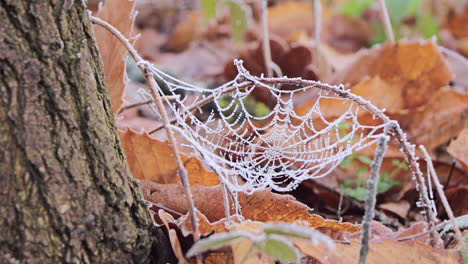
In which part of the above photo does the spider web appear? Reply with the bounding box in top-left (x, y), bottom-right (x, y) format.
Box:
top-left (138, 60), bottom-right (388, 194)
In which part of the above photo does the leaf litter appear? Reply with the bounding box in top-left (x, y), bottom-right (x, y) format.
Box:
top-left (92, 0), bottom-right (468, 263)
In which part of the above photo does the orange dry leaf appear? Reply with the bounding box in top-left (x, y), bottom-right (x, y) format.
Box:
top-left (120, 129), bottom-right (219, 185)
top-left (93, 0), bottom-right (136, 114)
top-left (295, 238), bottom-right (458, 264)
top-left (298, 40), bottom-right (467, 152)
top-left (332, 40), bottom-right (452, 110)
top-left (140, 181), bottom-right (361, 237)
top-left (267, 2), bottom-right (316, 42)
top-left (448, 128), bottom-right (468, 173)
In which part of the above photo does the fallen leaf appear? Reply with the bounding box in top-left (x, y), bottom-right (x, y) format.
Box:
top-left (448, 128), bottom-right (468, 173)
top-left (331, 40), bottom-right (452, 110)
top-left (120, 129), bottom-right (219, 185)
top-left (295, 238), bottom-right (458, 264)
top-left (446, 6), bottom-right (468, 38)
top-left (140, 182), bottom-right (361, 238)
top-left (442, 186), bottom-right (468, 217)
top-left (93, 0), bottom-right (136, 114)
top-left (379, 200), bottom-right (411, 219)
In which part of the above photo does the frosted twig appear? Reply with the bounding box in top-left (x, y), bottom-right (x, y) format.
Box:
top-left (89, 15), bottom-right (201, 242)
top-left (261, 0), bottom-right (273, 78)
top-left (377, 0), bottom-right (394, 43)
top-left (359, 135), bottom-right (388, 264)
top-left (420, 146), bottom-right (468, 258)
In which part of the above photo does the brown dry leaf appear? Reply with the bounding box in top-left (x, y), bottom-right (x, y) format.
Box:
top-left (120, 129), bottom-right (219, 185)
top-left (297, 40), bottom-right (464, 152)
top-left (295, 238), bottom-right (458, 264)
top-left (331, 40), bottom-right (452, 110)
top-left (446, 7), bottom-right (468, 38)
top-left (407, 89), bottom-right (468, 151)
top-left (164, 11), bottom-right (201, 52)
top-left (140, 182), bottom-right (361, 237)
top-left (267, 2), bottom-right (316, 42)
top-left (448, 128), bottom-right (468, 173)
top-left (93, 0), bottom-right (136, 114)
top-left (441, 186), bottom-right (468, 217)
top-left (398, 160), bottom-right (468, 201)
top-left (378, 201), bottom-right (411, 220)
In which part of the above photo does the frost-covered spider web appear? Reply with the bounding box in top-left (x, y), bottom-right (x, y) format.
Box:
top-left (138, 60), bottom-right (389, 194)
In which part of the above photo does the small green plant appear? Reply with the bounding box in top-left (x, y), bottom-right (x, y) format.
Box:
top-left (340, 0), bottom-right (373, 18)
top-left (334, 121), bottom-right (404, 201)
top-left (340, 156), bottom-right (405, 201)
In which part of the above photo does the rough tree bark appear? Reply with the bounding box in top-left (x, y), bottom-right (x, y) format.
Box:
top-left (0, 1), bottom-right (174, 263)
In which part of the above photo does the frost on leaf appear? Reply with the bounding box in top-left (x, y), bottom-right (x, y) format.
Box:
top-left (141, 60), bottom-right (389, 194)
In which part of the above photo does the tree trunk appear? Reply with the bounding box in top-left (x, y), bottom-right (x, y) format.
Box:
top-left (0, 1), bottom-right (173, 263)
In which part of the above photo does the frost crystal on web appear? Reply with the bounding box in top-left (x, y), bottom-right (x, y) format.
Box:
top-left (142, 60), bottom-right (388, 194)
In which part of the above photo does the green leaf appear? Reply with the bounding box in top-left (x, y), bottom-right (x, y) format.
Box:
top-left (417, 13), bottom-right (439, 39)
top-left (406, 0), bottom-right (421, 16)
top-left (200, 0), bottom-right (217, 22)
top-left (341, 0), bottom-right (373, 18)
top-left (226, 1), bottom-right (248, 42)
top-left (186, 232), bottom-right (250, 257)
top-left (377, 179), bottom-right (400, 194)
top-left (357, 155), bottom-right (373, 165)
top-left (356, 166), bottom-right (368, 177)
top-left (254, 237), bottom-right (298, 263)
top-left (340, 155), bottom-right (354, 168)
top-left (343, 186), bottom-right (368, 201)
top-left (338, 121), bottom-right (352, 130)
top-left (341, 179), bottom-right (354, 187)
top-left (385, 0), bottom-right (411, 22)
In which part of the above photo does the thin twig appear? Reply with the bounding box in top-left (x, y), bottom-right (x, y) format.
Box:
top-left (313, 0), bottom-right (325, 79)
top-left (117, 99), bottom-right (153, 115)
top-left (420, 146), bottom-right (468, 258)
top-left (261, 0), bottom-right (273, 78)
top-left (89, 14), bottom-right (201, 242)
top-left (377, 0), bottom-right (395, 43)
top-left (359, 135), bottom-right (388, 264)
top-left (116, 95), bottom-right (180, 115)
top-left (397, 220), bottom-right (450, 242)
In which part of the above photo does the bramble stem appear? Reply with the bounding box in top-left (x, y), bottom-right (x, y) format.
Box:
top-left (90, 15), bottom-right (201, 242)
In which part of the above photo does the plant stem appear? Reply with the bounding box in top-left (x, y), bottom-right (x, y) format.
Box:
top-left (359, 135), bottom-right (388, 264)
top-left (261, 0), bottom-right (273, 78)
top-left (377, 0), bottom-right (395, 43)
